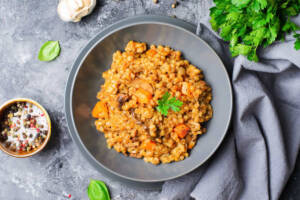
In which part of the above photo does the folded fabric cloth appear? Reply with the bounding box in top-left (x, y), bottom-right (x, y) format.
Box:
top-left (160, 8), bottom-right (300, 200)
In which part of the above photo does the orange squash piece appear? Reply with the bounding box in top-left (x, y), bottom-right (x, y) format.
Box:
top-left (146, 140), bottom-right (156, 151)
top-left (146, 49), bottom-right (157, 57)
top-left (135, 88), bottom-right (152, 104)
top-left (174, 124), bottom-right (190, 138)
top-left (92, 101), bottom-right (108, 118)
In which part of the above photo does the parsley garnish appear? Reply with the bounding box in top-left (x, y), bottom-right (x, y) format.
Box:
top-left (210, 0), bottom-right (300, 62)
top-left (156, 92), bottom-right (183, 116)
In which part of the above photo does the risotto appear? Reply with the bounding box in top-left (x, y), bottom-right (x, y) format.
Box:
top-left (92, 41), bottom-right (212, 165)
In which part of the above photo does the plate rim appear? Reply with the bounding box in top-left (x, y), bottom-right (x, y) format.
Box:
top-left (64, 15), bottom-right (233, 183)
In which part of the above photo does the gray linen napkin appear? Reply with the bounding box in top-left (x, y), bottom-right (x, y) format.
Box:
top-left (160, 10), bottom-right (300, 200)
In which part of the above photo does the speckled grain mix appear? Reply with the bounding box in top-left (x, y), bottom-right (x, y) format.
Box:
top-left (0, 102), bottom-right (49, 153)
top-left (92, 41), bottom-right (212, 164)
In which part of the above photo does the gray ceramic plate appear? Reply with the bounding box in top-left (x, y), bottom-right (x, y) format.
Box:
top-left (65, 16), bottom-right (232, 185)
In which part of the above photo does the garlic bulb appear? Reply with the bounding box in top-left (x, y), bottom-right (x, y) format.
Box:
top-left (57, 0), bottom-right (96, 22)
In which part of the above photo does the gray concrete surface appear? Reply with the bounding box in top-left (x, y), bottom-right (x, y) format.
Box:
top-left (0, 0), bottom-right (298, 200)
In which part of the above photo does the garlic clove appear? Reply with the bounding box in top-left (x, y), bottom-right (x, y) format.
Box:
top-left (57, 0), bottom-right (96, 22)
top-left (57, 0), bottom-right (72, 22)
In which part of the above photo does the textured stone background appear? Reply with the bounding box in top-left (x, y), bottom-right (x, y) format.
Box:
top-left (0, 0), bottom-right (298, 200)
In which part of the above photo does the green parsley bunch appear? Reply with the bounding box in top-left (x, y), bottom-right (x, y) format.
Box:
top-left (210, 0), bottom-right (300, 61)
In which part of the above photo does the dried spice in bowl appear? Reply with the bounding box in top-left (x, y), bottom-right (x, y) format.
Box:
top-left (0, 101), bottom-right (49, 153)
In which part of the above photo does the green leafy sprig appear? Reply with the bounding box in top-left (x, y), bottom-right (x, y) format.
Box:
top-left (156, 92), bottom-right (183, 116)
top-left (210, 0), bottom-right (300, 62)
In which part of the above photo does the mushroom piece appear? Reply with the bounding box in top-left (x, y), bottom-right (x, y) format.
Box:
top-left (117, 94), bottom-right (129, 109)
top-left (129, 108), bottom-right (143, 125)
top-left (131, 79), bottom-right (154, 94)
top-left (57, 0), bottom-right (96, 22)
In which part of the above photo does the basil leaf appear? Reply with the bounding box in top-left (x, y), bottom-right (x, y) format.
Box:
top-left (38, 41), bottom-right (61, 61)
top-left (87, 180), bottom-right (110, 200)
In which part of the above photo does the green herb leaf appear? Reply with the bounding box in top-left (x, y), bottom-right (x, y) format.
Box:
top-left (231, 0), bottom-right (251, 8)
top-left (280, 1), bottom-right (290, 9)
top-left (156, 92), bottom-right (183, 116)
top-left (282, 19), bottom-right (299, 32)
top-left (294, 34), bottom-right (300, 50)
top-left (87, 180), bottom-right (110, 200)
top-left (256, 0), bottom-right (267, 10)
top-left (38, 41), bottom-right (61, 61)
top-left (231, 44), bottom-right (252, 56)
top-left (294, 39), bottom-right (300, 50)
top-left (286, 7), bottom-right (298, 16)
